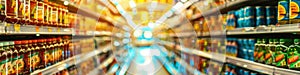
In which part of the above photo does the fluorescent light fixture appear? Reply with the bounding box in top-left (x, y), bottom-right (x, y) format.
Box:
top-left (64, 1), bottom-right (69, 5)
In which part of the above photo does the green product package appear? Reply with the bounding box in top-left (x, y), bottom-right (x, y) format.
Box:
top-left (265, 39), bottom-right (275, 65)
top-left (288, 39), bottom-right (300, 69)
top-left (254, 39), bottom-right (262, 62)
top-left (258, 39), bottom-right (268, 63)
top-left (275, 39), bottom-right (292, 67)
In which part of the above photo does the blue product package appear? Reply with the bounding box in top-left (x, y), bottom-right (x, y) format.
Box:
top-left (244, 70), bottom-right (250, 75)
top-left (266, 17), bottom-right (276, 25)
top-left (239, 8), bottom-right (245, 18)
top-left (245, 16), bottom-right (255, 27)
top-left (250, 72), bottom-right (257, 75)
top-left (256, 6), bottom-right (266, 17)
top-left (256, 16), bottom-right (266, 26)
top-left (245, 6), bottom-right (255, 17)
top-left (243, 39), bottom-right (249, 60)
top-left (248, 39), bottom-right (255, 61)
top-left (238, 69), bottom-right (244, 75)
top-left (237, 39), bottom-right (243, 57)
top-left (237, 18), bottom-right (244, 28)
top-left (266, 6), bottom-right (276, 17)
top-left (278, 1), bottom-right (289, 23)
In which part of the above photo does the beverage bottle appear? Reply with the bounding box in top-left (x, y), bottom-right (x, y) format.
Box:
top-left (3, 42), bottom-right (13, 75)
top-left (57, 37), bottom-right (64, 62)
top-left (22, 40), bottom-right (31, 74)
top-left (45, 38), bottom-right (54, 66)
top-left (5, 0), bottom-right (18, 24)
top-left (265, 39), bottom-right (274, 65)
top-left (254, 39), bottom-right (261, 62)
top-left (275, 39), bottom-right (292, 68)
top-left (0, 42), bottom-right (8, 75)
top-left (14, 40), bottom-right (25, 75)
top-left (37, 39), bottom-right (46, 69)
top-left (258, 38), bottom-right (268, 63)
top-left (32, 40), bottom-right (40, 71)
top-left (9, 41), bottom-right (17, 75)
top-left (52, 38), bottom-right (58, 63)
top-left (287, 39), bottom-right (300, 70)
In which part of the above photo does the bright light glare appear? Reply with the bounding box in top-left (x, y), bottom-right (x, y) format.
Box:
top-left (181, 0), bottom-right (188, 2)
top-left (64, 1), bottom-right (69, 5)
top-left (134, 30), bottom-right (142, 37)
top-left (144, 31), bottom-right (153, 39)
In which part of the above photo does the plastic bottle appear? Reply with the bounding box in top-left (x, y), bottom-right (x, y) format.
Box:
top-left (14, 40), bottom-right (24, 75)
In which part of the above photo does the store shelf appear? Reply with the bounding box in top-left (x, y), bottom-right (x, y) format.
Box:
top-left (274, 67), bottom-right (300, 75)
top-left (87, 55), bottom-right (115, 75)
top-left (226, 56), bottom-right (275, 75)
top-left (160, 41), bottom-right (226, 62)
top-left (30, 44), bottom-right (112, 75)
top-left (227, 24), bottom-right (300, 35)
top-left (190, 0), bottom-right (272, 21)
top-left (174, 56), bottom-right (204, 75)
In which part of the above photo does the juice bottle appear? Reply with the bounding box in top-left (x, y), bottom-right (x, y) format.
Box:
top-left (14, 41), bottom-right (24, 75)
top-left (287, 39), bottom-right (300, 70)
top-left (36, 1), bottom-right (44, 26)
top-left (265, 39), bottom-right (274, 65)
top-left (0, 0), bottom-right (6, 21)
top-left (3, 42), bottom-right (13, 75)
top-left (37, 39), bottom-right (45, 69)
top-left (0, 42), bottom-right (7, 75)
top-left (9, 41), bottom-right (17, 75)
top-left (52, 38), bottom-right (58, 63)
top-left (275, 39), bottom-right (292, 68)
top-left (63, 36), bottom-right (70, 59)
top-left (27, 40), bottom-right (36, 72)
top-left (272, 39), bottom-right (279, 66)
top-left (45, 39), bottom-right (54, 66)
top-left (22, 40), bottom-right (31, 74)
top-left (6, 0), bottom-right (18, 23)
top-left (17, 0), bottom-right (25, 24)
top-left (254, 39), bottom-right (261, 62)
top-left (44, 3), bottom-right (49, 26)
top-left (258, 38), bottom-right (268, 63)
top-left (29, 0), bottom-right (38, 26)
top-left (23, 0), bottom-right (30, 24)
top-left (32, 40), bottom-right (40, 71)
top-left (57, 38), bottom-right (63, 61)
top-left (50, 4), bottom-right (58, 27)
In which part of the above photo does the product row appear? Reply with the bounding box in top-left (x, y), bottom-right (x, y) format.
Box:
top-left (0, 36), bottom-right (109, 75)
top-left (227, 38), bottom-right (300, 71)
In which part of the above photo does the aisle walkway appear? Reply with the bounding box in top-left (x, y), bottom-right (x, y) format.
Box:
top-left (123, 45), bottom-right (171, 75)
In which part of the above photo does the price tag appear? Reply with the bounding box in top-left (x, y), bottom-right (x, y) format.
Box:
top-left (36, 26), bottom-right (40, 32)
top-left (48, 27), bottom-right (52, 32)
top-left (57, 28), bottom-right (61, 32)
top-left (14, 24), bottom-right (20, 32)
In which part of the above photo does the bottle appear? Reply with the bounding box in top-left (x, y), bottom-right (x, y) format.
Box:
top-left (6, 0), bottom-right (18, 24)
top-left (275, 39), bottom-right (292, 68)
top-left (52, 38), bottom-right (58, 63)
top-left (258, 38), bottom-right (267, 63)
top-left (0, 0), bottom-right (5, 21)
top-left (32, 40), bottom-right (40, 71)
top-left (0, 42), bottom-right (7, 75)
top-left (287, 39), bottom-right (300, 70)
top-left (9, 41), bottom-right (17, 75)
top-left (4, 42), bottom-right (13, 75)
top-left (254, 39), bottom-right (261, 62)
top-left (37, 39), bottom-right (46, 69)
top-left (22, 40), bottom-right (31, 74)
top-left (57, 37), bottom-right (64, 61)
top-left (45, 39), bottom-right (54, 66)
top-left (14, 41), bottom-right (25, 75)
top-left (36, 1), bottom-right (44, 26)
top-left (63, 36), bottom-right (70, 59)
top-left (265, 39), bottom-right (274, 65)
top-left (29, 0), bottom-right (38, 26)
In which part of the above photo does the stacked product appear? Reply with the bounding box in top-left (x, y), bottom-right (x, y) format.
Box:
top-left (226, 6), bottom-right (277, 29)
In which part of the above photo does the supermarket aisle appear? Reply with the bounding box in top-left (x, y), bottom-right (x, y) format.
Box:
top-left (124, 45), bottom-right (171, 75)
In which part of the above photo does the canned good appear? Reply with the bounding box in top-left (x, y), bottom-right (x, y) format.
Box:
top-left (245, 16), bottom-right (255, 27)
top-left (278, 0), bottom-right (289, 24)
top-left (238, 8), bottom-right (245, 18)
top-left (250, 72), bottom-right (257, 75)
top-left (244, 71), bottom-right (250, 75)
top-left (266, 17), bottom-right (277, 25)
top-left (244, 6), bottom-right (255, 17)
top-left (256, 6), bottom-right (266, 17)
top-left (256, 16), bottom-right (266, 26)
top-left (237, 18), bottom-right (244, 28)
top-left (266, 6), bottom-right (276, 17)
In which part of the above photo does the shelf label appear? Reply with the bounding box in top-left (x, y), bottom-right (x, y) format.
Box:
top-left (14, 24), bottom-right (20, 32)
top-left (36, 26), bottom-right (40, 32)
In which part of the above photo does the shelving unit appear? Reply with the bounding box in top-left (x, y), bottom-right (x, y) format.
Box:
top-left (160, 41), bottom-right (300, 75)
top-left (30, 44), bottom-right (112, 75)
top-left (87, 55), bottom-right (115, 75)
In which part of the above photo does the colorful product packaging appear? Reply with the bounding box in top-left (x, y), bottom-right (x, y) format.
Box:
top-left (278, 0), bottom-right (290, 24)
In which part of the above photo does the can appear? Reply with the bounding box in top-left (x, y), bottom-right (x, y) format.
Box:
top-left (238, 8), bottom-right (245, 18)
top-left (244, 16), bottom-right (255, 27)
top-left (244, 6), bottom-right (255, 17)
top-left (248, 39), bottom-right (255, 61)
top-left (266, 17), bottom-right (276, 25)
top-left (250, 72), bottom-right (257, 75)
top-left (244, 70), bottom-right (250, 75)
top-left (266, 6), bottom-right (276, 17)
top-left (237, 18), bottom-right (244, 28)
top-left (256, 16), bottom-right (266, 26)
top-left (278, 0), bottom-right (289, 24)
top-left (256, 6), bottom-right (266, 17)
